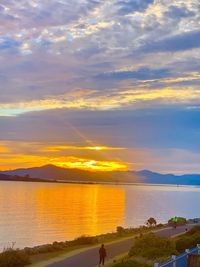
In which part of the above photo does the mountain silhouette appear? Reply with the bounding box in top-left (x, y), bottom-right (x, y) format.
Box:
top-left (1, 164), bottom-right (200, 186)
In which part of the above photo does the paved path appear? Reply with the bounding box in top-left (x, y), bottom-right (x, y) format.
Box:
top-left (47, 225), bottom-right (195, 267)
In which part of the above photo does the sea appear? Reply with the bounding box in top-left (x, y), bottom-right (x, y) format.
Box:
top-left (0, 181), bottom-right (199, 250)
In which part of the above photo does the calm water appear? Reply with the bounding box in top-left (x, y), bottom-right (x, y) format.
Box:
top-left (0, 181), bottom-right (200, 249)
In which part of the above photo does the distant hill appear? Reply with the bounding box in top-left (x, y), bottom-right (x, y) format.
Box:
top-left (1, 164), bottom-right (139, 183)
top-left (0, 172), bottom-right (48, 183)
top-left (1, 165), bottom-right (200, 186)
top-left (135, 169), bottom-right (200, 186)
top-left (0, 173), bottom-right (14, 181)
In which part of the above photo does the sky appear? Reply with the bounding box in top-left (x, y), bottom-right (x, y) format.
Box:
top-left (0, 0), bottom-right (200, 174)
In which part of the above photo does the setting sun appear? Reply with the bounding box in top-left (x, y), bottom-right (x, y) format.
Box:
top-left (52, 157), bottom-right (128, 172)
top-left (87, 146), bottom-right (105, 151)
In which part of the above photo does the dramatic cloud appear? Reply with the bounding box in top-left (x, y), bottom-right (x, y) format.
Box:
top-left (0, 0), bottom-right (200, 173)
top-left (142, 30), bottom-right (200, 53)
top-left (116, 0), bottom-right (154, 14)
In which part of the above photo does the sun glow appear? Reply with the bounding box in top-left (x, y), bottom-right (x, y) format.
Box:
top-left (88, 146), bottom-right (104, 151)
top-left (51, 157), bottom-right (128, 172)
top-left (0, 146), bottom-right (9, 153)
top-left (41, 145), bottom-right (125, 152)
top-left (0, 142), bottom-right (128, 172)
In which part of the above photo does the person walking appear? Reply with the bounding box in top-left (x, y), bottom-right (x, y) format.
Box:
top-left (99, 244), bottom-right (107, 266)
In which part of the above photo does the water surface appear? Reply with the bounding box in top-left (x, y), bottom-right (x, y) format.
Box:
top-left (0, 181), bottom-right (199, 249)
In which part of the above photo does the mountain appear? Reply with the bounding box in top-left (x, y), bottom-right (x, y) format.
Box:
top-left (1, 165), bottom-right (200, 186)
top-left (135, 170), bottom-right (200, 185)
top-left (0, 172), bottom-right (47, 182)
top-left (0, 173), bottom-right (14, 181)
top-left (1, 164), bottom-right (139, 183)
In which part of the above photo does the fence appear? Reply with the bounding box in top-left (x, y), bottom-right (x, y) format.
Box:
top-left (154, 245), bottom-right (200, 267)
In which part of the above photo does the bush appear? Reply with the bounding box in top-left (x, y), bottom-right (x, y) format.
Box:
top-left (129, 233), bottom-right (177, 260)
top-left (176, 236), bottom-right (195, 252)
top-left (146, 217), bottom-right (157, 227)
top-left (156, 223), bottom-right (164, 228)
top-left (176, 230), bottom-right (200, 252)
top-left (187, 226), bottom-right (200, 236)
top-left (0, 249), bottom-right (30, 267)
top-left (117, 226), bottom-right (125, 235)
top-left (73, 236), bottom-right (98, 245)
top-left (52, 241), bottom-right (66, 250)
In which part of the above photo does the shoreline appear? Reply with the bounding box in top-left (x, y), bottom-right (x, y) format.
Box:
top-left (1, 221), bottom-right (200, 267)
top-left (19, 224), bottom-right (166, 266)
top-left (4, 219), bottom-right (200, 252)
top-left (14, 223), bottom-right (200, 267)
top-left (1, 177), bottom-right (200, 188)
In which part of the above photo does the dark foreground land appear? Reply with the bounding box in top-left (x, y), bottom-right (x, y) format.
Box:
top-left (48, 225), bottom-right (193, 267)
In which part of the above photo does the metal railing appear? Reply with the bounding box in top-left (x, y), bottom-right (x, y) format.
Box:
top-left (154, 245), bottom-right (200, 267)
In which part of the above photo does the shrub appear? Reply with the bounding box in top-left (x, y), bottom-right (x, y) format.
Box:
top-left (176, 232), bottom-right (200, 252)
top-left (156, 223), bottom-right (164, 228)
top-left (52, 241), bottom-right (65, 250)
top-left (73, 235), bottom-right (98, 245)
top-left (0, 249), bottom-right (30, 267)
top-left (129, 233), bottom-right (177, 260)
top-left (146, 217), bottom-right (157, 227)
top-left (187, 226), bottom-right (200, 236)
top-left (176, 236), bottom-right (195, 252)
top-left (117, 226), bottom-right (125, 235)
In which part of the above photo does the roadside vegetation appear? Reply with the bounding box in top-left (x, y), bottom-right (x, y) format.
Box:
top-left (108, 233), bottom-right (177, 267)
top-left (109, 220), bottom-right (200, 267)
top-left (129, 233), bottom-right (177, 260)
top-left (0, 222), bottom-right (164, 267)
top-left (175, 226), bottom-right (200, 252)
top-left (2, 217), bottom-right (200, 267)
top-left (0, 249), bottom-right (30, 267)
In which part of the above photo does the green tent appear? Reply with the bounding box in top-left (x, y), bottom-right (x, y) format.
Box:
top-left (171, 216), bottom-right (178, 223)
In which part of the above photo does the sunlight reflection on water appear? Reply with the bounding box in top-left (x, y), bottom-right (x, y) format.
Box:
top-left (0, 181), bottom-right (200, 249)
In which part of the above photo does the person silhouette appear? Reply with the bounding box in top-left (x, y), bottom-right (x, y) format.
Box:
top-left (99, 244), bottom-right (107, 266)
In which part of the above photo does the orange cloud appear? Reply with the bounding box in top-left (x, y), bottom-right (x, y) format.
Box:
top-left (41, 145), bottom-right (126, 152)
top-left (1, 86), bottom-right (200, 116)
top-left (51, 156), bottom-right (128, 172)
top-left (0, 141), bottom-right (128, 172)
top-left (0, 146), bottom-right (9, 153)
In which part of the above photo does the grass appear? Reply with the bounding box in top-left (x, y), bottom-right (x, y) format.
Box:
top-left (108, 257), bottom-right (151, 267)
top-left (108, 225), bottom-right (200, 267)
top-left (175, 226), bottom-right (200, 252)
top-left (129, 233), bottom-right (177, 260)
top-left (105, 253), bottom-right (154, 267)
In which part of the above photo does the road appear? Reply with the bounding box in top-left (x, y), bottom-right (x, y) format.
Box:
top-left (47, 225), bottom-right (194, 267)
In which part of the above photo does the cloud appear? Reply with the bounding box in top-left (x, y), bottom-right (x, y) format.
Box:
top-left (0, 0), bottom-right (200, 173)
top-left (0, 36), bottom-right (19, 50)
top-left (141, 30), bottom-right (200, 53)
top-left (165, 5), bottom-right (195, 18)
top-left (1, 107), bottom-right (200, 173)
top-left (1, 86), bottom-right (200, 116)
top-left (96, 67), bottom-right (170, 80)
top-left (0, 140), bottom-right (127, 171)
top-left (116, 0), bottom-right (154, 14)
top-left (0, 107), bottom-right (200, 151)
